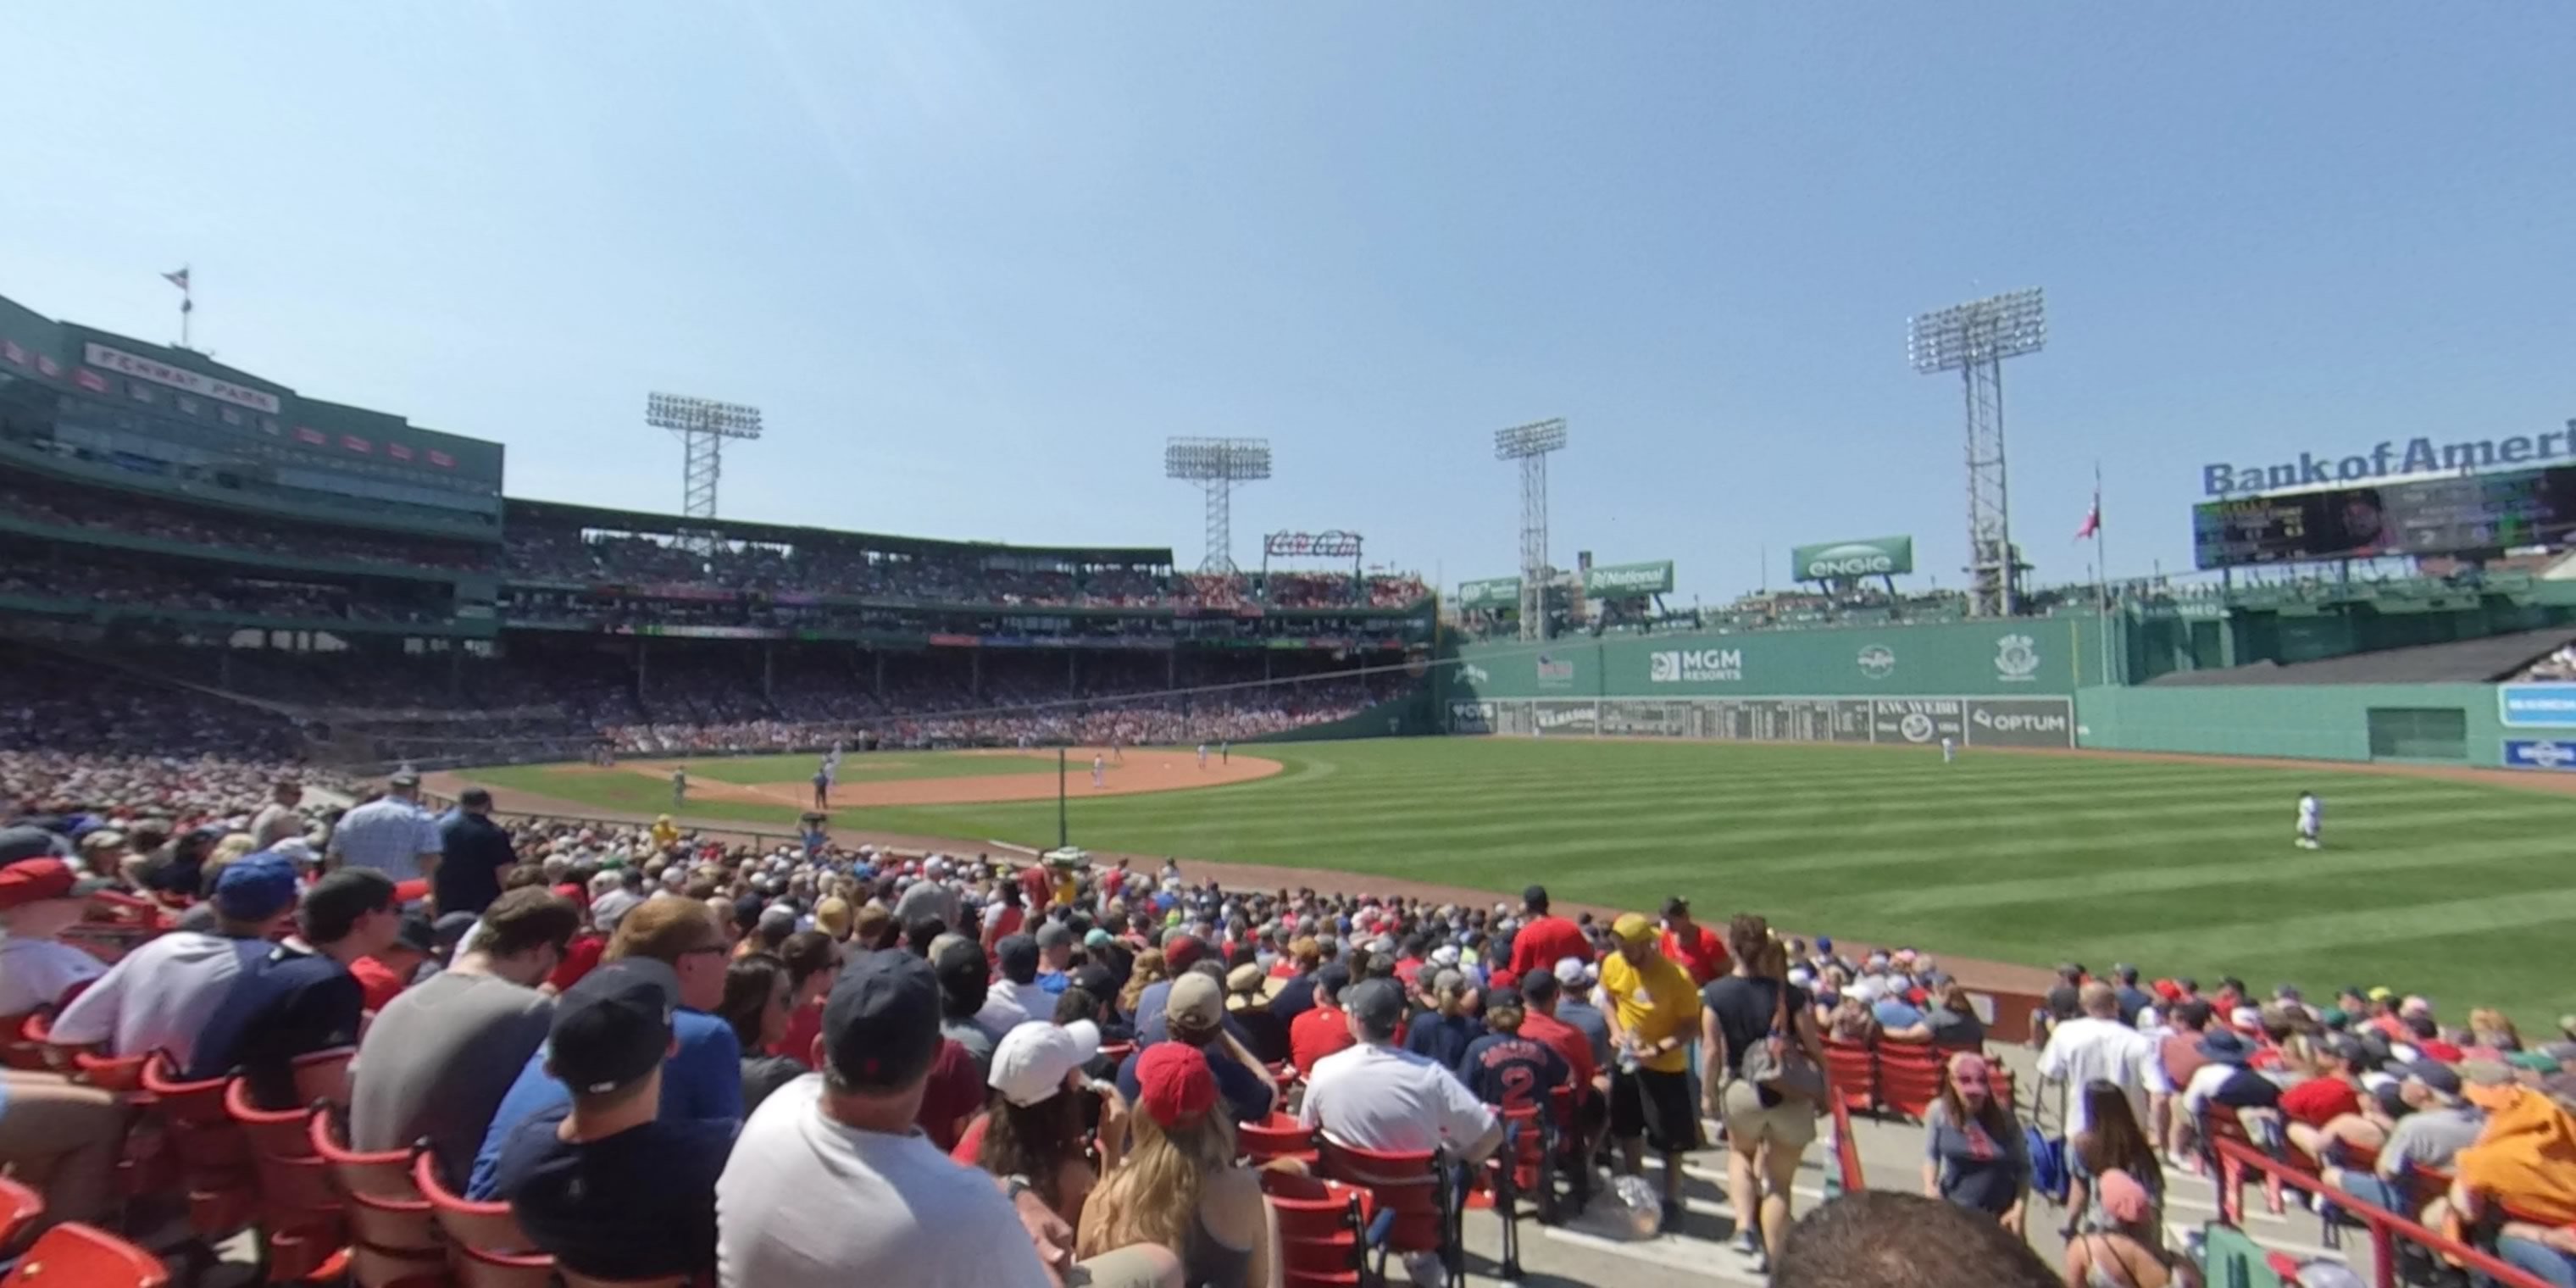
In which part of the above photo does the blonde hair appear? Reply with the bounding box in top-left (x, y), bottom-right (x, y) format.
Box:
top-left (1119, 950), bottom-right (1168, 1015)
top-left (209, 832), bottom-right (259, 865)
top-left (1078, 1107), bottom-right (1236, 1259)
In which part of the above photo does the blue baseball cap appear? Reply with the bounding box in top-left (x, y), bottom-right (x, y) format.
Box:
top-left (213, 852), bottom-right (300, 921)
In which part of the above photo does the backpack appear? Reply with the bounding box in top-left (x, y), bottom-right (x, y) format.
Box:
top-left (2027, 1126), bottom-right (2070, 1204)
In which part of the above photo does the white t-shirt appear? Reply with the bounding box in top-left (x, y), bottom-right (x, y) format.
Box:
top-left (0, 936), bottom-right (108, 1013)
top-left (1299, 1042), bottom-right (1497, 1157)
top-left (2037, 1016), bottom-right (2172, 1137)
top-left (715, 1074), bottom-right (1051, 1288)
top-left (47, 930), bottom-right (272, 1069)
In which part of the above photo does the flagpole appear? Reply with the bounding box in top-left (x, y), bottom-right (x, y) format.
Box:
top-left (2094, 459), bottom-right (2112, 684)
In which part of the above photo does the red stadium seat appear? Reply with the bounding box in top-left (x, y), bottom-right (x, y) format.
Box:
top-left (1876, 1041), bottom-right (1945, 1120)
top-left (0, 1013), bottom-right (48, 1072)
top-left (0, 1222), bottom-right (171, 1288)
top-left (308, 1115), bottom-right (447, 1288)
top-left (555, 1271), bottom-right (690, 1288)
top-left (139, 1053), bottom-right (255, 1239)
top-left (1262, 1171), bottom-right (1371, 1288)
top-left (414, 1151), bottom-right (541, 1260)
top-left (1241, 1113), bottom-right (1320, 1167)
top-left (448, 1242), bottom-right (555, 1288)
top-left (224, 1076), bottom-right (348, 1282)
top-left (1820, 1036), bottom-right (1878, 1115)
top-left (0, 1176), bottom-right (42, 1249)
top-left (1480, 1103), bottom-right (1555, 1280)
top-left (1318, 1135), bottom-right (1458, 1288)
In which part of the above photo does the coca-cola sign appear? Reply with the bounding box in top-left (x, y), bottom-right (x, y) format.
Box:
top-left (1263, 530), bottom-right (1363, 558)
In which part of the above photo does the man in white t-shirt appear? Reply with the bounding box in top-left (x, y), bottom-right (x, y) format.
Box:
top-left (0, 857), bottom-right (115, 1013)
top-left (49, 852), bottom-right (300, 1069)
top-left (2036, 981), bottom-right (2171, 1138)
top-left (1301, 977), bottom-right (1502, 1161)
top-left (714, 951), bottom-right (1177, 1288)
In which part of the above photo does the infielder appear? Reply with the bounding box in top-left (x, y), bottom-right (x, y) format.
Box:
top-left (811, 766), bottom-right (830, 810)
top-left (1220, 740), bottom-right (1230, 764)
top-left (1196, 742), bottom-right (1209, 770)
top-left (1092, 753), bottom-right (1106, 789)
top-left (669, 765), bottom-right (688, 808)
top-left (2296, 791), bottom-right (2323, 849)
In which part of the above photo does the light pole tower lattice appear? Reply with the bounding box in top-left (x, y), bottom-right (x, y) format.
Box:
top-left (1908, 289), bottom-right (2046, 618)
top-left (646, 392), bottom-right (764, 540)
top-left (1163, 437), bottom-right (1271, 574)
top-left (1495, 419), bottom-right (1568, 641)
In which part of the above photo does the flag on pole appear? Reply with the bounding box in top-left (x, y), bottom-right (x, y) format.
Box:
top-left (162, 268), bottom-right (190, 291)
top-left (2074, 490), bottom-right (2101, 541)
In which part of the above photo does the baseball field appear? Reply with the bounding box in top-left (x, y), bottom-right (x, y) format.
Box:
top-left (461, 738), bottom-right (2576, 1021)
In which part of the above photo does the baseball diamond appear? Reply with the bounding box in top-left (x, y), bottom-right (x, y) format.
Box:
top-left (447, 736), bottom-right (2576, 1023)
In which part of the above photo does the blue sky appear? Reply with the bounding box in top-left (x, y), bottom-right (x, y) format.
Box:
top-left (3, 3), bottom-right (2569, 604)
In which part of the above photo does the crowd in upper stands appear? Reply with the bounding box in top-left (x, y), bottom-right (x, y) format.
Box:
top-left (3, 477), bottom-right (1431, 613)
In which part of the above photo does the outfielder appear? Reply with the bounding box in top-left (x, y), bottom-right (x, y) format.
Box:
top-left (1940, 736), bottom-right (1957, 764)
top-left (2296, 791), bottom-right (2323, 849)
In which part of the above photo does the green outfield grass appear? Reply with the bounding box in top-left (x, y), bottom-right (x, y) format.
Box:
top-left (466, 739), bottom-right (2576, 1020)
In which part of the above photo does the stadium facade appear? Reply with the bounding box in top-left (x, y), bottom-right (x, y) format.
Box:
top-left (0, 291), bottom-right (1437, 769)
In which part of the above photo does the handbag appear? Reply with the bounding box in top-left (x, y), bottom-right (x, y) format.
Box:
top-left (1738, 980), bottom-right (1828, 1104)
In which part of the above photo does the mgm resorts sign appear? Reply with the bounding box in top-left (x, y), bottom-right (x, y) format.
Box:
top-left (1649, 647), bottom-right (1743, 683)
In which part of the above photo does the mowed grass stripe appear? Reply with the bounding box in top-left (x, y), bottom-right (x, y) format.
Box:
top-left (479, 738), bottom-right (2576, 1019)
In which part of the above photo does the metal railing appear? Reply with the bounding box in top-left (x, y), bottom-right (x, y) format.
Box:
top-left (2207, 1136), bottom-right (2555, 1288)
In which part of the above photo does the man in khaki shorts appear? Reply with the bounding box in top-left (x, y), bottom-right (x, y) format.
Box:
top-left (1698, 913), bottom-right (1825, 1273)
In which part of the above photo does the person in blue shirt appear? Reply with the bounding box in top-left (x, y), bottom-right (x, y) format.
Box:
top-left (187, 865), bottom-right (400, 1107)
top-left (1115, 972), bottom-right (1275, 1124)
top-left (1457, 986), bottom-right (1571, 1113)
top-left (1402, 970), bottom-right (1485, 1073)
top-left (469, 898), bottom-right (741, 1196)
top-left (489, 959), bottom-right (734, 1284)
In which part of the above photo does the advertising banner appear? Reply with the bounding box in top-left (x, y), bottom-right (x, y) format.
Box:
top-left (1871, 698), bottom-right (1966, 746)
top-left (1264, 530), bottom-right (1363, 558)
top-left (1457, 577), bottom-right (1521, 610)
top-left (2500, 684), bottom-right (2576, 729)
top-left (1965, 697), bottom-right (2078, 747)
top-left (2504, 740), bottom-right (2576, 771)
top-left (1448, 701), bottom-right (1495, 734)
top-left (1583, 561), bottom-right (1674, 597)
top-left (1532, 701), bottom-right (1601, 734)
top-left (1790, 536), bottom-right (1915, 580)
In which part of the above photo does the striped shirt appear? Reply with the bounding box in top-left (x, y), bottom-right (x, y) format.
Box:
top-left (327, 796), bottom-right (444, 878)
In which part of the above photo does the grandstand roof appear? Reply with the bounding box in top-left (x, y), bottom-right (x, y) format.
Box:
top-left (2142, 625), bottom-right (2576, 686)
top-left (503, 497), bottom-right (1174, 566)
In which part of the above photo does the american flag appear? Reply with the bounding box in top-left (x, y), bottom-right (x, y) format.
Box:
top-left (386, 442), bottom-right (414, 462)
top-left (426, 449), bottom-right (454, 469)
top-left (163, 268), bottom-right (189, 291)
top-left (74, 368), bottom-right (106, 391)
top-left (296, 426), bottom-right (326, 445)
top-left (342, 435), bottom-right (372, 454)
top-left (0, 341), bottom-right (23, 366)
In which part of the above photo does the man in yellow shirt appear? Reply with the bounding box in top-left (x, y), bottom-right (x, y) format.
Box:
top-left (649, 814), bottom-right (680, 856)
top-left (1599, 911), bottom-right (1701, 1233)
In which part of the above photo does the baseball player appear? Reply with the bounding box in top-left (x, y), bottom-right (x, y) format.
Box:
top-left (670, 764), bottom-right (688, 808)
top-left (1091, 753), bottom-right (1107, 789)
top-left (1940, 736), bottom-right (1957, 764)
top-left (1111, 738), bottom-right (1124, 765)
top-left (811, 765), bottom-right (830, 810)
top-left (1220, 740), bottom-right (1230, 764)
top-left (2296, 791), bottom-right (2323, 849)
top-left (1196, 742), bottom-right (1209, 770)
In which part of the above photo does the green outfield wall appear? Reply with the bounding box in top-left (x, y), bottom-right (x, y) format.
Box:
top-left (2073, 683), bottom-right (2523, 767)
top-left (1449, 617), bottom-right (2111, 702)
top-left (1247, 690), bottom-right (1438, 743)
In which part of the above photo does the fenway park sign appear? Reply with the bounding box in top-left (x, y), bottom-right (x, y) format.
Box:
top-left (1264, 530), bottom-right (1363, 558)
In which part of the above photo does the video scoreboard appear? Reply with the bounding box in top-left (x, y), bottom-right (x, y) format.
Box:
top-left (2192, 465), bottom-right (2576, 569)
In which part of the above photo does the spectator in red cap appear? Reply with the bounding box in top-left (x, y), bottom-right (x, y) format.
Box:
top-left (0, 853), bottom-right (114, 1014)
top-left (1080, 1043), bottom-right (1267, 1288)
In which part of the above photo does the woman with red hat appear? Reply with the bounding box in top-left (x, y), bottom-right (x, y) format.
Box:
top-left (1079, 1043), bottom-right (1271, 1288)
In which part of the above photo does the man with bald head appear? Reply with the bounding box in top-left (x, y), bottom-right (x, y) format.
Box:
top-left (2036, 980), bottom-right (2169, 1137)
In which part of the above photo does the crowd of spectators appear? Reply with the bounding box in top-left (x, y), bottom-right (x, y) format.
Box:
top-left (6, 749), bottom-right (2576, 1286)
top-left (0, 479), bottom-right (491, 570)
top-left (0, 552), bottom-right (447, 623)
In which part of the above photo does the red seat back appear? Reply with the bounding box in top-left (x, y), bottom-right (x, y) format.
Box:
top-left (414, 1151), bottom-right (538, 1256)
top-left (1241, 1113), bottom-right (1319, 1165)
top-left (292, 1046), bottom-right (356, 1110)
top-left (0, 1222), bottom-right (171, 1288)
top-left (0, 1176), bottom-right (41, 1248)
top-left (141, 1053), bottom-right (253, 1235)
top-left (1318, 1135), bottom-right (1444, 1255)
top-left (0, 1013), bottom-right (48, 1072)
top-left (1820, 1036), bottom-right (1876, 1113)
top-left (1875, 1041), bottom-right (1944, 1119)
top-left (450, 1241), bottom-right (554, 1288)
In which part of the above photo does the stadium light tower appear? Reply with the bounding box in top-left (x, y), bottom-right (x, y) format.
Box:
top-left (647, 391), bottom-right (764, 526)
top-left (1164, 436), bottom-right (1271, 573)
top-left (1908, 289), bottom-right (2046, 618)
top-left (1495, 418), bottom-right (1568, 641)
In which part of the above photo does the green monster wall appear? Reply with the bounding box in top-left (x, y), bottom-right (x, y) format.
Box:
top-left (2072, 683), bottom-right (2512, 766)
top-left (1449, 617), bottom-right (2111, 702)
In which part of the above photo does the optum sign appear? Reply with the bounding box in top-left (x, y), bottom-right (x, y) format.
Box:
top-left (1790, 536), bottom-right (1915, 580)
